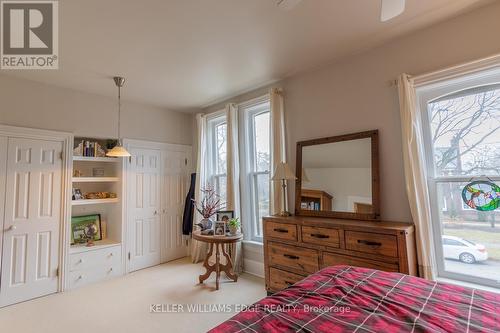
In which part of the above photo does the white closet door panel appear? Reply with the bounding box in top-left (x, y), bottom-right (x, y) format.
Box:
top-left (128, 148), bottom-right (161, 272)
top-left (1, 138), bottom-right (63, 307)
top-left (0, 137), bottom-right (7, 273)
top-left (161, 150), bottom-right (189, 263)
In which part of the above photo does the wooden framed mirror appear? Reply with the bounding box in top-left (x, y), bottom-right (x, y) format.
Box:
top-left (295, 130), bottom-right (380, 220)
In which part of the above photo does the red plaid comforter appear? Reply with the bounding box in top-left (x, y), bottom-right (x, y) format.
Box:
top-left (209, 265), bottom-right (500, 332)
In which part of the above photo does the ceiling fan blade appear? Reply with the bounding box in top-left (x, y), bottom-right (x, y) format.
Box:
top-left (277, 0), bottom-right (303, 11)
top-left (380, 0), bottom-right (405, 22)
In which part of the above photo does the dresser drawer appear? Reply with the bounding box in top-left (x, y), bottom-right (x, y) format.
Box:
top-left (322, 252), bottom-right (399, 272)
top-left (69, 245), bottom-right (121, 272)
top-left (268, 242), bottom-right (319, 274)
top-left (345, 231), bottom-right (398, 258)
top-left (265, 222), bottom-right (298, 241)
top-left (301, 226), bottom-right (340, 248)
top-left (269, 267), bottom-right (306, 291)
top-left (68, 263), bottom-right (122, 289)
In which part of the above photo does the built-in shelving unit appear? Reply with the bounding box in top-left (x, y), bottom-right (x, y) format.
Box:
top-left (71, 198), bottom-right (120, 206)
top-left (69, 239), bottom-right (122, 254)
top-left (72, 156), bottom-right (119, 163)
top-left (72, 177), bottom-right (120, 183)
top-left (67, 137), bottom-right (125, 290)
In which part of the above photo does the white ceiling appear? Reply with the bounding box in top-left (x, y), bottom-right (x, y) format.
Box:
top-left (3, 0), bottom-right (492, 111)
top-left (303, 138), bottom-right (372, 168)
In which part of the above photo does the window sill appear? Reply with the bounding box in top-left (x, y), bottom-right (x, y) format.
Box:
top-left (437, 277), bottom-right (500, 294)
top-left (242, 240), bottom-right (263, 252)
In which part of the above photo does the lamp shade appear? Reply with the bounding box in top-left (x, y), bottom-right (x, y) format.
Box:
top-left (272, 162), bottom-right (296, 181)
top-left (106, 145), bottom-right (131, 157)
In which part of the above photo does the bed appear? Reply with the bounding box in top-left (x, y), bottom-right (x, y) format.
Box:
top-left (209, 265), bottom-right (500, 332)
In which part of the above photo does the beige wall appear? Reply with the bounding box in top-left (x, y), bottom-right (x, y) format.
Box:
top-left (204, 1), bottom-right (500, 223)
top-left (0, 75), bottom-right (194, 145)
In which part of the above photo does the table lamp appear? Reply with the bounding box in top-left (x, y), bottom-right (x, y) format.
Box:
top-left (272, 162), bottom-right (297, 216)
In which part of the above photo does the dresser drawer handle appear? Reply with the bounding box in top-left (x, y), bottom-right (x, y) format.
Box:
top-left (283, 254), bottom-right (300, 260)
top-left (311, 233), bottom-right (329, 239)
top-left (357, 240), bottom-right (382, 247)
top-left (284, 280), bottom-right (294, 286)
top-left (273, 228), bottom-right (289, 233)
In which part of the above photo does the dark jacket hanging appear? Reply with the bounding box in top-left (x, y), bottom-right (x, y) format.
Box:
top-left (182, 173), bottom-right (196, 235)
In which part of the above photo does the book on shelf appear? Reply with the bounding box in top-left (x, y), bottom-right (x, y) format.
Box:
top-left (74, 140), bottom-right (107, 157)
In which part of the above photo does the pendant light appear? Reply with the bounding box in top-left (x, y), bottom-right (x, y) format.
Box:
top-left (106, 76), bottom-right (131, 157)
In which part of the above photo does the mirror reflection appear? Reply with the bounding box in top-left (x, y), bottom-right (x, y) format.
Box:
top-left (300, 138), bottom-right (373, 213)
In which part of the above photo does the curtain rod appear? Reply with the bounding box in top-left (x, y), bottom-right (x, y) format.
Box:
top-left (390, 52), bottom-right (500, 87)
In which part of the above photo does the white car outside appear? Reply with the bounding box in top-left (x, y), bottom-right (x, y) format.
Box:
top-left (442, 235), bottom-right (488, 264)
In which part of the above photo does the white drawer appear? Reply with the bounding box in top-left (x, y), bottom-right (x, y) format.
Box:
top-left (67, 245), bottom-right (122, 289)
top-left (69, 245), bottom-right (121, 272)
top-left (68, 263), bottom-right (122, 289)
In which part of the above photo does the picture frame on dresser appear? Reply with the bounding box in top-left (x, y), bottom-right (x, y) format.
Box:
top-left (295, 130), bottom-right (380, 221)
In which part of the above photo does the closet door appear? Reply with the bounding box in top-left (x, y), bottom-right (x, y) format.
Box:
top-left (161, 149), bottom-right (190, 263)
top-left (0, 137), bottom-right (7, 281)
top-left (128, 148), bottom-right (161, 272)
top-left (0, 138), bottom-right (63, 307)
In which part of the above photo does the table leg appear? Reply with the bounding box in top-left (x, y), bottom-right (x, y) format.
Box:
top-left (199, 243), bottom-right (215, 284)
top-left (221, 244), bottom-right (238, 282)
top-left (215, 243), bottom-right (221, 290)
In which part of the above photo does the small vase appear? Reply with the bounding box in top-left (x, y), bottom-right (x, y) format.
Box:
top-left (200, 217), bottom-right (213, 231)
top-left (228, 225), bottom-right (238, 236)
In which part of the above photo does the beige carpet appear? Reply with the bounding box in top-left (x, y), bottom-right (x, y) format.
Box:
top-left (0, 257), bottom-right (266, 333)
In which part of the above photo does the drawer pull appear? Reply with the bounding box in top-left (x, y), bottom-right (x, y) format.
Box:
top-left (273, 228), bottom-right (289, 233)
top-left (77, 259), bottom-right (83, 264)
top-left (310, 233), bottom-right (329, 239)
top-left (283, 254), bottom-right (300, 260)
top-left (77, 275), bottom-right (83, 280)
top-left (284, 280), bottom-right (294, 286)
top-left (357, 240), bottom-right (382, 247)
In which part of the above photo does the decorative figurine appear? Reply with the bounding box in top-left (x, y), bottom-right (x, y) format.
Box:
top-left (84, 223), bottom-right (98, 247)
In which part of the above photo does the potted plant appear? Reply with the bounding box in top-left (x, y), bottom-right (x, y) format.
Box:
top-left (228, 217), bottom-right (240, 236)
top-left (192, 185), bottom-right (224, 233)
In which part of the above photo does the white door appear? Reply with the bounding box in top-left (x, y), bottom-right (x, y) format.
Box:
top-left (0, 137), bottom-right (7, 283)
top-left (161, 149), bottom-right (190, 263)
top-left (0, 138), bottom-right (63, 306)
top-left (128, 148), bottom-right (161, 272)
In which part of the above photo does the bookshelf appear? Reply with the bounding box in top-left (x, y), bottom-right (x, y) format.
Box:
top-left (72, 177), bottom-right (120, 183)
top-left (67, 137), bottom-right (124, 289)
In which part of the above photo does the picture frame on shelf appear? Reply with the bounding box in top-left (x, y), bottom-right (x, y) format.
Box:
top-left (71, 214), bottom-right (103, 245)
top-left (214, 221), bottom-right (226, 236)
top-left (72, 188), bottom-right (83, 200)
top-left (216, 210), bottom-right (234, 223)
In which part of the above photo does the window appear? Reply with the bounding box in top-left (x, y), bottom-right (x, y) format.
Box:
top-left (419, 69), bottom-right (500, 288)
top-left (207, 114), bottom-right (227, 203)
top-left (240, 99), bottom-right (271, 242)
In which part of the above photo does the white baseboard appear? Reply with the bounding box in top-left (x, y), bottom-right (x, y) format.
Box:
top-left (243, 258), bottom-right (265, 278)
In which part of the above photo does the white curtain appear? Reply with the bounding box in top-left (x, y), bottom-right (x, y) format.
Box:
top-left (397, 74), bottom-right (436, 280)
top-left (191, 113), bottom-right (208, 263)
top-left (226, 103), bottom-right (243, 273)
top-left (270, 88), bottom-right (287, 215)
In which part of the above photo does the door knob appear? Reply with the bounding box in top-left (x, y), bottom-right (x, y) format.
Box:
top-left (7, 225), bottom-right (16, 231)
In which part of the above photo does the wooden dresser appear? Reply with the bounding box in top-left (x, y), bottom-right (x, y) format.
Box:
top-left (263, 215), bottom-right (417, 293)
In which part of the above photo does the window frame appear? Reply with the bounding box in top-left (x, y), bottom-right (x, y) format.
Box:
top-left (206, 112), bottom-right (227, 202)
top-left (418, 68), bottom-right (500, 288)
top-left (239, 96), bottom-right (271, 243)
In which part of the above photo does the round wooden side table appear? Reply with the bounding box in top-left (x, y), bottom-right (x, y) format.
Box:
top-left (193, 231), bottom-right (243, 290)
